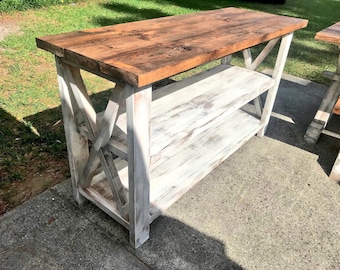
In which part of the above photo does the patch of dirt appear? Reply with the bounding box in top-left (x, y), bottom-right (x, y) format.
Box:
top-left (0, 8), bottom-right (111, 217)
top-left (0, 66), bottom-right (8, 77)
top-left (0, 157), bottom-right (69, 215)
top-left (0, 15), bottom-right (23, 41)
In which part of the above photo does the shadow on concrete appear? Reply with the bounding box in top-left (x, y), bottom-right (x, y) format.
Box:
top-left (261, 73), bottom-right (340, 176)
top-left (0, 182), bottom-right (244, 269)
top-left (132, 215), bottom-right (244, 269)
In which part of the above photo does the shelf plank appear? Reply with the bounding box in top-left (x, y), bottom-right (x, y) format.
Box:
top-left (82, 65), bottom-right (273, 162)
top-left (79, 65), bottom-right (272, 224)
top-left (113, 65), bottom-right (274, 163)
top-left (149, 109), bottom-right (261, 220)
top-left (85, 109), bottom-right (262, 223)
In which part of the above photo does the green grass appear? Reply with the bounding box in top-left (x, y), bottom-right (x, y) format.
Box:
top-left (0, 0), bottom-right (339, 212)
top-left (0, 0), bottom-right (82, 12)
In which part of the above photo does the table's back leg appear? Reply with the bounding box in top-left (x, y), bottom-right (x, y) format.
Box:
top-left (243, 48), bottom-right (262, 116)
top-left (221, 55), bottom-right (232, 65)
top-left (258, 33), bottom-right (294, 137)
top-left (241, 38), bottom-right (280, 117)
top-left (55, 56), bottom-right (88, 204)
top-left (60, 65), bottom-right (130, 219)
top-left (126, 83), bottom-right (152, 248)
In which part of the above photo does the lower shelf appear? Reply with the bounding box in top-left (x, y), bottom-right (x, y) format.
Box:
top-left (81, 108), bottom-right (263, 226)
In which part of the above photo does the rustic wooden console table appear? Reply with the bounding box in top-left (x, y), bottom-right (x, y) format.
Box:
top-left (36, 8), bottom-right (307, 248)
top-left (304, 22), bottom-right (340, 181)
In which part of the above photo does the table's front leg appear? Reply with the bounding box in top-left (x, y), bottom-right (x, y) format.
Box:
top-left (126, 83), bottom-right (152, 248)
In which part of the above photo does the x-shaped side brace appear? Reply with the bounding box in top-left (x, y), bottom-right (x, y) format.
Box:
top-left (57, 59), bottom-right (129, 220)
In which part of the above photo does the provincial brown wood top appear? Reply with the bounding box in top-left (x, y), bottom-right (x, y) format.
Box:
top-left (36, 7), bottom-right (308, 87)
top-left (315, 22), bottom-right (340, 46)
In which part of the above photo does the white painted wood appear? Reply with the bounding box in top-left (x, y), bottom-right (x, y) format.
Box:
top-left (55, 57), bottom-right (87, 204)
top-left (243, 49), bottom-right (252, 68)
top-left (149, 65), bottom-right (270, 155)
top-left (249, 38), bottom-right (279, 71)
top-left (149, 109), bottom-right (262, 220)
top-left (242, 38), bottom-right (279, 117)
top-left (78, 82), bottom-right (129, 219)
top-left (80, 83), bottom-right (125, 188)
top-left (68, 62), bottom-right (278, 248)
top-left (108, 139), bottom-right (128, 160)
top-left (64, 65), bottom-right (97, 140)
top-left (221, 55), bottom-right (232, 65)
top-left (80, 65), bottom-right (274, 165)
top-left (242, 48), bottom-right (262, 116)
top-left (79, 187), bottom-right (129, 229)
top-left (329, 149), bottom-right (340, 182)
top-left (80, 84), bottom-right (124, 181)
top-left (78, 111), bottom-right (129, 160)
top-left (62, 66), bottom-right (99, 188)
top-left (79, 158), bottom-right (129, 227)
top-left (125, 65), bottom-right (273, 163)
top-left (94, 82), bottom-right (125, 150)
top-left (61, 64), bottom-right (129, 218)
top-left (304, 81), bottom-right (340, 144)
top-left (98, 147), bottom-right (128, 219)
top-left (253, 96), bottom-right (263, 117)
top-left (304, 51), bottom-right (340, 144)
top-left (258, 33), bottom-right (294, 137)
top-left (126, 83), bottom-right (152, 248)
top-left (85, 109), bottom-right (262, 223)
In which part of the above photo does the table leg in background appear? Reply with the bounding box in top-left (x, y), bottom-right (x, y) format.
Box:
top-left (258, 33), bottom-right (293, 137)
top-left (304, 51), bottom-right (340, 144)
top-left (330, 149), bottom-right (340, 182)
top-left (55, 56), bottom-right (88, 204)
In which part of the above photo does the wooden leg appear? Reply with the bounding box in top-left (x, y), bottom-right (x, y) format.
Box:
top-left (57, 58), bottom-right (131, 221)
top-left (258, 33), bottom-right (294, 137)
top-left (126, 83), bottom-right (152, 248)
top-left (242, 39), bottom-right (279, 118)
top-left (304, 52), bottom-right (340, 144)
top-left (242, 49), bottom-right (262, 116)
top-left (304, 81), bottom-right (340, 144)
top-left (329, 149), bottom-right (340, 182)
top-left (56, 56), bottom-right (88, 204)
top-left (221, 54), bottom-right (232, 65)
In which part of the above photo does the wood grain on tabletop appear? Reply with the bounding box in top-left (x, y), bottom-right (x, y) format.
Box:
top-left (36, 7), bottom-right (308, 87)
top-left (315, 22), bottom-right (340, 46)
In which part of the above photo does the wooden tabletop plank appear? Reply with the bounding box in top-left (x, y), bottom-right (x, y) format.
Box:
top-left (36, 7), bottom-right (308, 87)
top-left (315, 22), bottom-right (340, 46)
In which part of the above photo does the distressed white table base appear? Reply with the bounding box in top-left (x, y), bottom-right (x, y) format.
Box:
top-left (304, 50), bottom-right (340, 145)
top-left (304, 49), bottom-right (340, 182)
top-left (56, 34), bottom-right (293, 248)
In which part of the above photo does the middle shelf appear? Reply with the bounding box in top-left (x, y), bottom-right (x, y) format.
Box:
top-left (107, 64), bottom-right (275, 162)
top-left (78, 63), bottom-right (276, 225)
